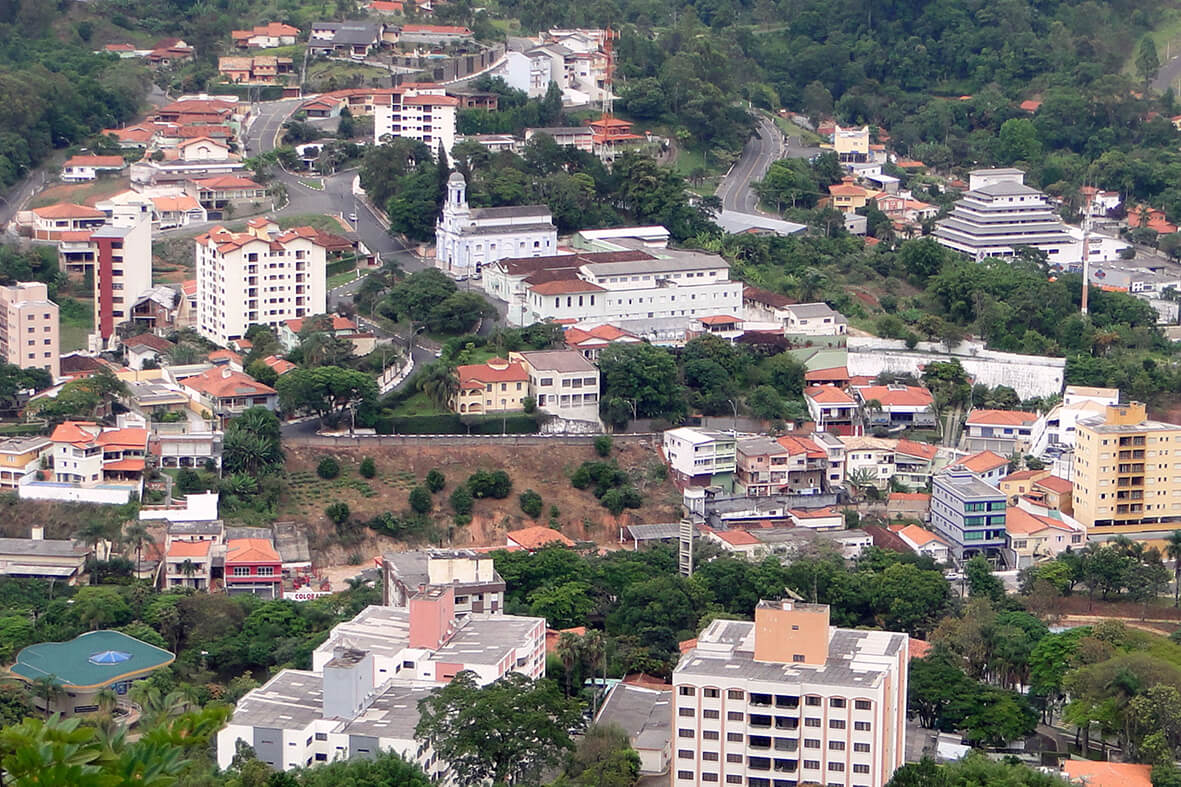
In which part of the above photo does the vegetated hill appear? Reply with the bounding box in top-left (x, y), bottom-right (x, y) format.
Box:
top-left (281, 438), bottom-right (680, 562)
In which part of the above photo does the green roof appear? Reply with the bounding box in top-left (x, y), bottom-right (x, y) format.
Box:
top-left (10, 630), bottom-right (174, 690)
top-left (787, 347), bottom-right (847, 371)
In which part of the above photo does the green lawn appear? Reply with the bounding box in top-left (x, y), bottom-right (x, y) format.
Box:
top-left (305, 59), bottom-right (391, 91)
top-left (299, 178), bottom-right (324, 190)
top-left (327, 269), bottom-right (361, 289)
top-left (276, 214), bottom-right (347, 232)
top-left (58, 297), bottom-right (93, 353)
top-left (672, 147), bottom-right (725, 196)
top-left (774, 115), bottom-right (823, 144)
top-left (389, 389), bottom-right (446, 416)
top-left (1124, 9), bottom-right (1181, 77)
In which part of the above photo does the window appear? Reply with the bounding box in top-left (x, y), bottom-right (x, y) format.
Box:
top-left (828, 762), bottom-right (845, 772)
top-left (678, 771), bottom-right (693, 780)
top-left (679, 708), bottom-right (694, 717)
top-left (727, 732), bottom-right (743, 742)
top-left (830, 698), bottom-right (846, 708)
top-left (704, 688), bottom-right (720, 698)
top-left (728, 711), bottom-right (744, 721)
top-left (704, 710), bottom-right (719, 719)
top-left (727, 753), bottom-right (743, 763)
top-left (793, 654), bottom-right (805, 663)
top-left (680, 687), bottom-right (696, 696)
top-left (854, 764), bottom-right (870, 774)
top-left (804, 718), bottom-right (821, 728)
top-left (702, 752), bottom-right (718, 761)
top-left (728, 689), bottom-right (744, 700)
top-left (314, 733), bottom-right (327, 741)
top-left (678, 729), bottom-right (694, 738)
top-left (853, 743), bottom-right (871, 753)
top-left (804, 740), bottom-right (820, 749)
top-left (828, 741), bottom-right (845, 751)
top-left (805, 697), bottom-right (821, 706)
top-left (678, 750), bottom-right (694, 759)
top-left (804, 760), bottom-right (820, 770)
top-left (702, 774), bottom-right (718, 783)
top-left (703, 731), bottom-right (719, 740)
top-left (854, 721), bottom-right (871, 731)
top-left (726, 776), bottom-right (742, 784)
top-left (231, 566), bottom-right (250, 576)
top-left (829, 720), bottom-right (846, 729)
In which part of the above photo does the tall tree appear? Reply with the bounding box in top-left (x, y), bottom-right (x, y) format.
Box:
top-left (415, 671), bottom-right (582, 785)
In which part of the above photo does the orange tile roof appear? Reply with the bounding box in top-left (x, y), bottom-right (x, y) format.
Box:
top-left (32, 203), bottom-right (106, 219)
top-left (829, 183), bottom-right (868, 196)
top-left (776, 434), bottom-right (824, 458)
top-left (789, 507), bottom-right (840, 520)
top-left (50, 421), bottom-right (99, 446)
top-left (262, 355), bottom-right (297, 375)
top-left (226, 537), bottom-right (280, 564)
top-left (898, 524), bottom-right (945, 547)
top-left (182, 366), bottom-right (277, 399)
top-left (565, 324), bottom-right (636, 344)
top-left (1002, 469), bottom-right (1043, 482)
top-left (103, 458), bottom-right (146, 472)
top-left (952, 450), bottom-right (1009, 474)
top-left (857, 385), bottom-right (934, 407)
top-left (96, 428), bottom-right (149, 449)
top-left (64, 155), bottom-right (126, 169)
top-left (403, 94), bottom-right (461, 107)
top-left (713, 529), bottom-right (760, 546)
top-left (909, 637), bottom-right (932, 658)
top-left (151, 195), bottom-right (201, 212)
top-left (1035, 475), bottom-right (1072, 494)
top-left (896, 439), bottom-right (937, 460)
top-left (529, 279), bottom-right (605, 295)
top-left (167, 540), bottom-right (212, 558)
top-left (805, 366), bottom-right (850, 381)
top-left (181, 280), bottom-right (197, 296)
top-left (456, 359), bottom-right (528, 387)
top-left (1005, 507), bottom-right (1072, 535)
top-left (699, 315), bottom-right (740, 325)
top-left (193, 175), bottom-right (263, 190)
top-left (1062, 760), bottom-right (1151, 787)
top-left (506, 526), bottom-right (574, 550)
top-left (804, 386), bottom-right (856, 404)
top-left (1019, 99), bottom-right (1042, 112)
top-left (966, 408), bottom-right (1037, 426)
top-left (207, 349), bottom-right (243, 364)
top-left (889, 492), bottom-right (930, 502)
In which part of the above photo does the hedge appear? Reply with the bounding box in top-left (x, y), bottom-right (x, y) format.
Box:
top-left (209, 84), bottom-right (287, 102)
top-left (374, 413), bottom-right (541, 435)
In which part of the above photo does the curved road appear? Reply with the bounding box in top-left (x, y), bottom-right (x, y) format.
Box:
top-left (715, 112), bottom-right (784, 215)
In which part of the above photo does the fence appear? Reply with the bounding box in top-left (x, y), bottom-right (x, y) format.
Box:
top-left (286, 433), bottom-right (660, 449)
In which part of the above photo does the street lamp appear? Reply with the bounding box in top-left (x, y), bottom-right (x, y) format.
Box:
top-left (727, 398), bottom-right (739, 432)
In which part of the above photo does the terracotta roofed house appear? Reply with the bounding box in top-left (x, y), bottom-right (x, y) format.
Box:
top-left (896, 524), bottom-right (949, 563)
top-left (451, 357), bottom-right (529, 415)
top-left (948, 449), bottom-right (1009, 484)
top-left (855, 384), bottom-right (936, 429)
top-left (224, 537), bottom-right (282, 598)
top-left (963, 408), bottom-right (1037, 454)
top-left (61, 155), bottom-right (127, 182)
top-left (804, 385), bottom-right (860, 435)
top-left (1061, 759), bottom-right (1151, 787)
top-left (180, 366), bottom-right (278, 424)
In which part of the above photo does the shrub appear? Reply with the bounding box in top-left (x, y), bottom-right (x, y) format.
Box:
top-left (317, 457), bottom-right (340, 479)
top-left (468, 469), bottom-right (511, 499)
top-left (359, 457), bottom-right (376, 478)
top-left (325, 502), bottom-right (351, 525)
top-left (519, 489), bottom-right (543, 518)
top-left (450, 484), bottom-right (473, 515)
top-left (594, 435), bottom-right (613, 457)
top-left (425, 468), bottom-right (445, 493)
top-left (409, 485), bottom-right (432, 514)
top-left (176, 467), bottom-right (204, 495)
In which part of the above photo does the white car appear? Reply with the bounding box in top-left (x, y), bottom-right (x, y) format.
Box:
top-left (347, 212), bottom-right (358, 222)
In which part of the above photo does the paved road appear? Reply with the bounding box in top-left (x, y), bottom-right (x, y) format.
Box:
top-left (715, 112), bottom-right (785, 215)
top-left (1153, 57), bottom-right (1181, 94)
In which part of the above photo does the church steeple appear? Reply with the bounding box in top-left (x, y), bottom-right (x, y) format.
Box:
top-left (447, 171), bottom-right (469, 214)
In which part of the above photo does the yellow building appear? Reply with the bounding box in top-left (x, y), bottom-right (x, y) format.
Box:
top-left (451, 357), bottom-right (529, 415)
top-left (1073, 402), bottom-right (1181, 532)
top-left (0, 435), bottom-right (51, 489)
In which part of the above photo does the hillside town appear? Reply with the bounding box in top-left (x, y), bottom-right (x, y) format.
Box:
top-left (5, 0), bottom-right (1181, 786)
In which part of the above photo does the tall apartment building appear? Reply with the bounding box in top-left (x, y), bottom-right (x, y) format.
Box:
top-left (92, 204), bottom-right (153, 350)
top-left (0, 282), bottom-right (60, 378)
top-left (929, 466), bottom-right (1008, 567)
top-left (933, 168), bottom-right (1075, 262)
top-left (194, 218), bottom-right (328, 347)
top-left (673, 600), bottom-right (908, 787)
top-left (1072, 401), bottom-right (1181, 532)
top-left (373, 86), bottom-right (458, 161)
top-left (217, 586), bottom-right (545, 779)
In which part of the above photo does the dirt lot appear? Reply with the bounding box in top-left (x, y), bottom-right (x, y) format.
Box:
top-left (29, 177), bottom-right (131, 208)
top-left (279, 440), bottom-right (681, 566)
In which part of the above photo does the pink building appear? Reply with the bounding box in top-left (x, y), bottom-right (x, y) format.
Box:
top-left (0, 283), bottom-right (59, 378)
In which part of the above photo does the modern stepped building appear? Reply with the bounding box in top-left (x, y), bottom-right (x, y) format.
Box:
top-left (934, 169), bottom-right (1074, 262)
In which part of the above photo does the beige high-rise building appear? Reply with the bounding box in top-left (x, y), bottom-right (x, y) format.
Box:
top-left (673, 600), bottom-right (908, 787)
top-left (0, 282), bottom-right (60, 378)
top-left (1072, 402), bottom-right (1181, 533)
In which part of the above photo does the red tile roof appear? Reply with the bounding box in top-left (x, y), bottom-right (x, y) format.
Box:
top-left (456, 359), bottom-right (528, 387)
top-left (698, 315), bottom-right (740, 325)
top-left (104, 458), bottom-right (146, 472)
top-left (713, 529), bottom-right (760, 546)
top-left (192, 175), bottom-right (263, 190)
top-left (96, 428), bottom-right (149, 449)
top-left (124, 334), bottom-right (174, 353)
top-left (1019, 99), bottom-right (1042, 112)
top-left (1035, 475), bottom-right (1072, 494)
top-left (403, 94), bottom-right (460, 107)
top-left (262, 355), bottom-right (297, 375)
top-left (529, 279), bottom-right (605, 295)
top-left (182, 366), bottom-right (277, 399)
top-left (284, 316), bottom-right (356, 333)
top-left (32, 203), bottom-right (106, 219)
top-left (167, 540), bottom-right (212, 558)
top-left (895, 439), bottom-right (937, 460)
top-left (898, 524), bottom-right (945, 547)
top-left (910, 638), bottom-right (932, 658)
top-left (951, 450), bottom-right (1009, 474)
top-left (789, 506), bottom-right (840, 519)
top-left (805, 366), bottom-right (850, 382)
top-left (857, 385), bottom-right (934, 407)
top-left (565, 324), bottom-right (636, 344)
top-left (966, 408), bottom-right (1036, 426)
top-left (50, 421), bottom-right (99, 446)
top-left (804, 386), bottom-right (856, 404)
top-left (776, 434), bottom-right (824, 458)
top-left (1061, 760), bottom-right (1152, 787)
top-left (1001, 469), bottom-right (1043, 483)
top-left (889, 492), bottom-right (930, 502)
top-left (226, 537), bottom-right (280, 564)
top-left (63, 155), bottom-right (126, 169)
top-left (1005, 507), bottom-right (1071, 535)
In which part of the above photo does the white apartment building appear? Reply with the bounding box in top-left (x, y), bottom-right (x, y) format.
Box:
top-left (435, 173), bottom-right (557, 276)
top-left (0, 282), bottom-right (59, 378)
top-left (1029, 386), bottom-right (1121, 458)
top-left (673, 600), bottom-right (908, 787)
top-left (381, 549), bottom-right (505, 615)
top-left (373, 87), bottom-right (458, 161)
top-left (511, 349), bottom-right (600, 424)
top-left (218, 587), bottom-right (546, 779)
top-left (664, 427), bottom-right (737, 485)
top-left (506, 248), bottom-right (742, 330)
top-left (194, 218), bottom-right (328, 347)
top-left (934, 168), bottom-right (1075, 262)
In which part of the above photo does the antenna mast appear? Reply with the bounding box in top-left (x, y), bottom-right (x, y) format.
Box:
top-left (601, 26), bottom-right (616, 120)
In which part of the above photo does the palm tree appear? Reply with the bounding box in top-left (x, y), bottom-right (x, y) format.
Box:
top-left (31, 675), bottom-right (64, 715)
top-left (122, 523), bottom-right (154, 576)
top-left (1166, 530), bottom-right (1181, 606)
top-left (179, 559), bottom-right (197, 587)
top-left (417, 361), bottom-right (458, 411)
top-left (77, 519), bottom-right (112, 566)
top-left (130, 685), bottom-right (188, 729)
top-left (555, 632), bottom-right (582, 697)
top-left (94, 688), bottom-right (118, 716)
top-left (581, 630), bottom-right (607, 716)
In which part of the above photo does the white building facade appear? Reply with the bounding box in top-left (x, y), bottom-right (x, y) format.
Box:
top-left (373, 87), bottom-right (458, 161)
top-left (435, 173), bottom-right (557, 276)
top-left (195, 219), bottom-right (327, 347)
